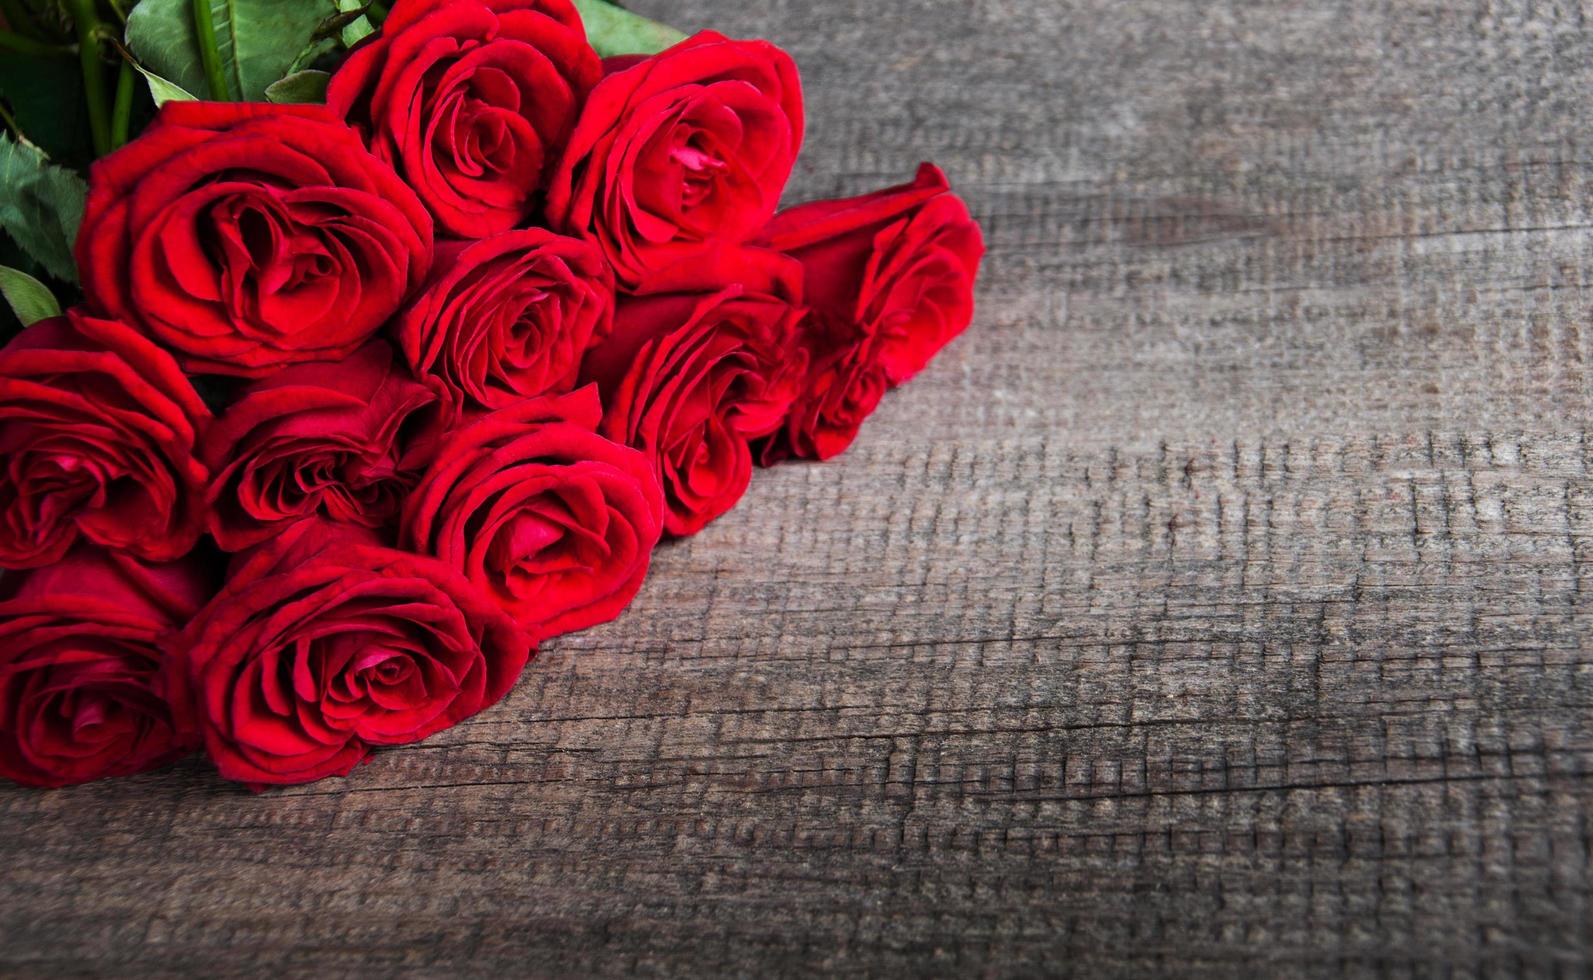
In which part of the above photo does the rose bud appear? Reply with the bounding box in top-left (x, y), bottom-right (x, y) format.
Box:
top-left (328, 0), bottom-right (600, 238)
top-left (172, 520), bottom-right (530, 787)
top-left (581, 285), bottom-right (806, 536)
top-left (545, 31), bottom-right (804, 294)
top-left (0, 310), bottom-right (209, 569)
top-left (0, 546), bottom-right (213, 788)
top-left (402, 386), bottom-right (663, 641)
top-left (201, 342), bottom-right (443, 552)
top-left (75, 102), bottom-right (432, 377)
top-left (759, 163), bottom-right (984, 386)
top-left (396, 230), bottom-right (613, 413)
top-left (756, 312), bottom-right (889, 464)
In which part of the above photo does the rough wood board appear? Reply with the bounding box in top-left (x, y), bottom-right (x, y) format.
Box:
top-left (4, 0), bottom-right (1592, 975)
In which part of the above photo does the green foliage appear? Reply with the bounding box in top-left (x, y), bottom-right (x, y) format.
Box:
top-left (125, 0), bottom-right (336, 102)
top-left (0, 134), bottom-right (88, 285)
top-left (264, 69), bottom-right (330, 104)
top-left (331, 0), bottom-right (376, 48)
top-left (0, 264), bottom-right (62, 325)
top-left (132, 63), bottom-right (199, 106)
top-left (571, 0), bottom-right (686, 58)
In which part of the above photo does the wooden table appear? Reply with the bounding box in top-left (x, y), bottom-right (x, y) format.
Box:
top-left (5, 1), bottom-right (1591, 974)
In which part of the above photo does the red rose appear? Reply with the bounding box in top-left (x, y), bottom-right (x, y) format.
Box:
top-left (396, 230), bottom-right (613, 413)
top-left (75, 102), bottom-right (433, 377)
top-left (173, 520), bottom-right (530, 786)
top-left (402, 386), bottom-right (662, 640)
top-left (0, 310), bottom-right (209, 568)
top-left (546, 31), bottom-right (804, 294)
top-left (328, 0), bottom-right (600, 237)
top-left (757, 312), bottom-right (887, 463)
top-left (201, 342), bottom-right (442, 552)
top-left (760, 163), bottom-right (983, 386)
top-left (0, 546), bottom-right (212, 787)
top-left (581, 284), bottom-right (805, 535)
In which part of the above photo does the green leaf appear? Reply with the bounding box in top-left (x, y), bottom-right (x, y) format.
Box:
top-left (132, 62), bottom-right (199, 105)
top-left (571, 0), bottom-right (686, 58)
top-left (125, 0), bottom-right (336, 102)
top-left (332, 0), bottom-right (375, 47)
top-left (0, 236), bottom-right (40, 342)
top-left (264, 69), bottom-right (330, 104)
top-left (0, 264), bottom-right (61, 325)
top-left (0, 133), bottom-right (88, 284)
top-left (334, 0), bottom-right (374, 47)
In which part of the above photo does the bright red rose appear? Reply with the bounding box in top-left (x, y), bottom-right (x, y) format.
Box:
top-left (545, 31), bottom-right (804, 294)
top-left (759, 163), bottom-right (983, 385)
top-left (0, 310), bottom-right (209, 568)
top-left (0, 546), bottom-right (212, 787)
top-left (580, 284), bottom-right (805, 535)
top-left (172, 521), bottom-right (530, 786)
top-left (757, 312), bottom-right (887, 464)
top-left (201, 342), bottom-right (442, 552)
top-left (75, 102), bottom-right (433, 377)
top-left (396, 230), bottom-right (613, 413)
top-left (328, 0), bottom-right (600, 237)
top-left (402, 386), bottom-right (663, 640)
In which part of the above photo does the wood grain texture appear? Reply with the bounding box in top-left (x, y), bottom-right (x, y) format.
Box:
top-left (4, 0), bottom-right (1593, 975)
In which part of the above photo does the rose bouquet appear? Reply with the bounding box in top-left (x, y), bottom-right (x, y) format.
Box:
top-left (0, 0), bottom-right (983, 788)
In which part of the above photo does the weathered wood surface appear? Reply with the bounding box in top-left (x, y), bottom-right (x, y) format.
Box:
top-left (4, 0), bottom-right (1593, 975)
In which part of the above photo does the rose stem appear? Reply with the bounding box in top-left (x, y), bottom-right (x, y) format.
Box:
top-left (190, 0), bottom-right (229, 100)
top-left (64, 0), bottom-right (111, 156)
top-left (110, 58), bottom-right (133, 148)
top-left (0, 28), bottom-right (72, 57)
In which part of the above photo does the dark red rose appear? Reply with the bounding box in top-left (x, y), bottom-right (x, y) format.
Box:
top-left (757, 311), bottom-right (887, 464)
top-left (172, 520), bottom-right (530, 786)
top-left (0, 310), bottom-right (209, 568)
top-left (328, 0), bottom-right (600, 237)
top-left (0, 546), bottom-right (212, 787)
top-left (402, 386), bottom-right (662, 640)
top-left (759, 163), bottom-right (983, 386)
top-left (396, 230), bottom-right (613, 413)
top-left (580, 284), bottom-right (805, 535)
top-left (201, 342), bottom-right (442, 552)
top-left (545, 31), bottom-right (804, 294)
top-left (75, 101), bottom-right (433, 377)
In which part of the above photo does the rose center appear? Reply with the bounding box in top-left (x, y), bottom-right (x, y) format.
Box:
top-left (671, 142), bottom-right (726, 210)
top-left (14, 447), bottom-right (111, 526)
top-left (455, 100), bottom-right (517, 176)
top-left (39, 675), bottom-right (142, 753)
top-left (356, 649), bottom-right (415, 687)
top-left (503, 288), bottom-right (552, 362)
top-left (487, 494), bottom-right (612, 594)
top-left (488, 509), bottom-right (568, 574)
top-left (205, 192), bottom-right (338, 330)
top-left (313, 634), bottom-right (435, 715)
top-left (69, 692), bottom-right (106, 729)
